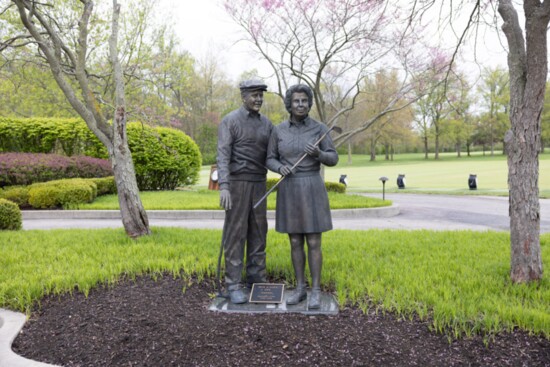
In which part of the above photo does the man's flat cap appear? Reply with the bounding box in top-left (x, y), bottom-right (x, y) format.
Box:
top-left (239, 79), bottom-right (268, 91)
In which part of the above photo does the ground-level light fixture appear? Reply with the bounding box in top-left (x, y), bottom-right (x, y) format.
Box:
top-left (339, 174), bottom-right (348, 186)
top-left (379, 176), bottom-right (388, 200)
top-left (468, 174), bottom-right (477, 190)
top-left (397, 174), bottom-right (406, 189)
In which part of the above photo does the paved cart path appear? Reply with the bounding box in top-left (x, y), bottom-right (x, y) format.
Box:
top-left (21, 193), bottom-right (550, 233)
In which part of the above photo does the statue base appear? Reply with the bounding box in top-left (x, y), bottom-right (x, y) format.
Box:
top-left (208, 290), bottom-right (338, 315)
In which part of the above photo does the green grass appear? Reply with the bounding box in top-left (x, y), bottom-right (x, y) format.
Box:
top-left (199, 152), bottom-right (550, 197)
top-left (78, 151), bottom-right (549, 210)
top-left (1, 228), bottom-right (548, 340)
top-left (78, 190), bottom-right (390, 210)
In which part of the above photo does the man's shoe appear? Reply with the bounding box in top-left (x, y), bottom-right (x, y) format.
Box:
top-left (286, 287), bottom-right (307, 305)
top-left (229, 288), bottom-right (248, 304)
top-left (308, 288), bottom-right (321, 309)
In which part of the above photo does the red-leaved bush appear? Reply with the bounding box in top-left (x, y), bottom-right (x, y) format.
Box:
top-left (0, 153), bottom-right (112, 187)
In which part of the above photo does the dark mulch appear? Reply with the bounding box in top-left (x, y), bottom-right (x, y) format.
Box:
top-left (12, 274), bottom-right (550, 367)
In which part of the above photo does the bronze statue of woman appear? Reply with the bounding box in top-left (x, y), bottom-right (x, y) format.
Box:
top-left (266, 84), bottom-right (338, 309)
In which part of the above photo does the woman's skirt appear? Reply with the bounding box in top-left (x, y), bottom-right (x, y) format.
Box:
top-left (275, 171), bottom-right (333, 234)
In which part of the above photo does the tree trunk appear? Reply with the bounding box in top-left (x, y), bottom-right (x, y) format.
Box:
top-left (499, 0), bottom-right (545, 282)
top-left (423, 135), bottom-right (429, 159)
top-left (110, 2), bottom-right (150, 238)
top-left (347, 140), bottom-right (352, 164)
top-left (456, 143), bottom-right (461, 157)
top-left (111, 107), bottom-right (150, 237)
top-left (12, 0), bottom-right (151, 238)
top-left (434, 125), bottom-right (440, 160)
top-left (505, 125), bottom-right (542, 282)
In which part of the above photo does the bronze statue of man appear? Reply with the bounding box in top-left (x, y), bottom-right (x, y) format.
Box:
top-left (216, 79), bottom-right (273, 304)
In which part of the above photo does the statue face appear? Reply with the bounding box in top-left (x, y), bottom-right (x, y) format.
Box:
top-left (290, 92), bottom-right (309, 120)
top-left (242, 90), bottom-right (264, 113)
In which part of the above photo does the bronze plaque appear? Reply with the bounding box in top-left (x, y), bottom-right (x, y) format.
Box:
top-left (249, 283), bottom-right (285, 304)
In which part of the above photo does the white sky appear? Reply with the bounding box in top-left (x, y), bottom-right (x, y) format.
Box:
top-left (159, 1), bottom-right (509, 85)
top-left (160, 0), bottom-right (270, 81)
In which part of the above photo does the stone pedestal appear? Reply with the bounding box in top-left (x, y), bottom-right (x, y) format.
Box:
top-left (209, 290), bottom-right (338, 315)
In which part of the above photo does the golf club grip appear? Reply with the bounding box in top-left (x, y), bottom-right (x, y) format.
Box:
top-left (252, 126), bottom-right (336, 209)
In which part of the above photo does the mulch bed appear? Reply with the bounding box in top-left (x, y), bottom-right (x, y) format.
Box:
top-left (12, 274), bottom-right (550, 367)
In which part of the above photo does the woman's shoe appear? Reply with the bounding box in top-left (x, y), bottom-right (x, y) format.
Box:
top-left (286, 287), bottom-right (307, 305)
top-left (308, 288), bottom-right (321, 309)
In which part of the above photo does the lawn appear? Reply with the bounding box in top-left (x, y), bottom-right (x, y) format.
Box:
top-left (79, 190), bottom-right (391, 210)
top-left (1, 228), bottom-right (548, 339)
top-left (198, 152), bottom-right (550, 197)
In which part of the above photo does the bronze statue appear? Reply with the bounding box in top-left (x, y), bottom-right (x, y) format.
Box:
top-left (266, 84), bottom-right (338, 309)
top-left (217, 79), bottom-right (273, 304)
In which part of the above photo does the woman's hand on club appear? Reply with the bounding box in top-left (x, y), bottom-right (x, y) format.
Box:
top-left (305, 143), bottom-right (320, 158)
top-left (279, 165), bottom-right (293, 176)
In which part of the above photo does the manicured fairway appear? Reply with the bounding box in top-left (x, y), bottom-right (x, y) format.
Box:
top-left (200, 152), bottom-right (550, 196)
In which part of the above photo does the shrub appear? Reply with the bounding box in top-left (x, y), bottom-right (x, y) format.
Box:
top-left (325, 181), bottom-right (346, 193)
top-left (87, 176), bottom-right (116, 196)
top-left (0, 186), bottom-right (30, 207)
top-left (28, 179), bottom-right (97, 209)
top-left (127, 124), bottom-right (202, 190)
top-left (0, 198), bottom-right (22, 230)
top-left (0, 117), bottom-right (107, 157)
top-left (0, 118), bottom-right (202, 191)
top-left (0, 153), bottom-right (112, 187)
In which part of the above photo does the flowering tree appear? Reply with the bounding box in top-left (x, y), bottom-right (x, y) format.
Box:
top-left (224, 0), bottom-right (443, 147)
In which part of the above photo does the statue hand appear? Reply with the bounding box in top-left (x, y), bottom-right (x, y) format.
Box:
top-left (305, 143), bottom-right (320, 158)
top-left (279, 165), bottom-right (293, 176)
top-left (220, 189), bottom-right (232, 210)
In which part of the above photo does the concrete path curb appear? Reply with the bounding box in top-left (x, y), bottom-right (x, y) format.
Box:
top-left (21, 205), bottom-right (400, 220)
top-left (0, 309), bottom-right (61, 367)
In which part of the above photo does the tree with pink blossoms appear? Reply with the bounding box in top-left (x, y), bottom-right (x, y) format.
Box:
top-left (224, 0), bottom-right (446, 148)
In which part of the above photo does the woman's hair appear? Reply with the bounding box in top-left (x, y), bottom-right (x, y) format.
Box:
top-left (284, 84), bottom-right (314, 113)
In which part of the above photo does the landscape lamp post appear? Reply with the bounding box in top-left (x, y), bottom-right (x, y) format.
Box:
top-left (379, 176), bottom-right (388, 200)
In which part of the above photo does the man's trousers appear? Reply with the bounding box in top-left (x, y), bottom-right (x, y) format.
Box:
top-left (222, 180), bottom-right (268, 290)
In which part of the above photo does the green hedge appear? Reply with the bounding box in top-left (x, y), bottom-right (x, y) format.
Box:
top-left (127, 124), bottom-right (202, 190)
top-left (0, 186), bottom-right (29, 207)
top-left (0, 153), bottom-right (112, 187)
top-left (325, 181), bottom-right (346, 193)
top-left (0, 118), bottom-right (202, 190)
top-left (1, 177), bottom-right (115, 209)
top-left (87, 176), bottom-right (117, 196)
top-left (0, 117), bottom-right (107, 157)
top-left (0, 198), bottom-right (22, 230)
top-left (28, 179), bottom-right (97, 209)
